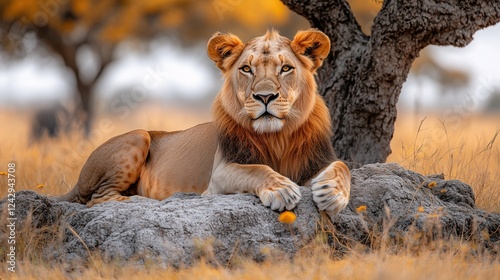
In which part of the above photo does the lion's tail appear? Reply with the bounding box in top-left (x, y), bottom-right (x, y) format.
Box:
top-left (52, 185), bottom-right (83, 204)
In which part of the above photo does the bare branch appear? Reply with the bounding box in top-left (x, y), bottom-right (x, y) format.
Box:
top-left (38, 26), bottom-right (80, 81)
top-left (93, 43), bottom-right (115, 82)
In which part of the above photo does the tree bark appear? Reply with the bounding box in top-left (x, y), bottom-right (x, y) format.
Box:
top-left (281, 0), bottom-right (500, 166)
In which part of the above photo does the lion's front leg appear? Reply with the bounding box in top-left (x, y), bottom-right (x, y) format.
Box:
top-left (308, 161), bottom-right (351, 216)
top-left (203, 161), bottom-right (301, 211)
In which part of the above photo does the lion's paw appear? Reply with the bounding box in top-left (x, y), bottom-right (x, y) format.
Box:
top-left (311, 161), bottom-right (351, 216)
top-left (259, 175), bottom-right (301, 211)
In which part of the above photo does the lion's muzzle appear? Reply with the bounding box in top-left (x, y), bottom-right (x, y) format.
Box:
top-left (252, 92), bottom-right (279, 105)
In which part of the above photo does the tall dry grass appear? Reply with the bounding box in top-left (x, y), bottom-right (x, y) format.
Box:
top-left (0, 105), bottom-right (211, 199)
top-left (388, 113), bottom-right (500, 212)
top-left (0, 106), bottom-right (499, 279)
top-left (3, 249), bottom-right (499, 280)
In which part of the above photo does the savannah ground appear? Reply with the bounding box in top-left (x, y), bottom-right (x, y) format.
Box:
top-left (0, 105), bottom-right (499, 279)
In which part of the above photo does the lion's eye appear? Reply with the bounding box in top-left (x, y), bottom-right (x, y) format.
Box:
top-left (240, 65), bottom-right (252, 74)
top-left (281, 65), bottom-right (294, 73)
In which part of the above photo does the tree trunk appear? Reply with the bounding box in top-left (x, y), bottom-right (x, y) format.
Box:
top-left (77, 81), bottom-right (93, 136)
top-left (281, 0), bottom-right (500, 166)
top-left (38, 26), bottom-right (114, 136)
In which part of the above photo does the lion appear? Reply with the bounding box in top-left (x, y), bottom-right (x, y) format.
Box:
top-left (56, 29), bottom-right (351, 217)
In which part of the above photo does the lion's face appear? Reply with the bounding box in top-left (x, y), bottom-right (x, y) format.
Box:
top-left (208, 29), bottom-right (330, 134)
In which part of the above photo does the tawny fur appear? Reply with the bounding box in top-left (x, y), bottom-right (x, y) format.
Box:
top-left (56, 29), bottom-right (351, 216)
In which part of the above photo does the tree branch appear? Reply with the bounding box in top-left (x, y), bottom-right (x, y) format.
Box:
top-left (372, 0), bottom-right (500, 50)
top-left (92, 43), bottom-right (115, 83)
top-left (37, 26), bottom-right (79, 80)
top-left (360, 0), bottom-right (500, 117)
top-left (281, 0), bottom-right (366, 48)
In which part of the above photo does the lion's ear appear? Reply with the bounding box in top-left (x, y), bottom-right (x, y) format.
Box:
top-left (291, 29), bottom-right (331, 71)
top-left (207, 32), bottom-right (244, 72)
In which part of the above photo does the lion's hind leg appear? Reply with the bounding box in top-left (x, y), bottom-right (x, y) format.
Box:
top-left (309, 161), bottom-right (351, 216)
top-left (56, 130), bottom-right (151, 207)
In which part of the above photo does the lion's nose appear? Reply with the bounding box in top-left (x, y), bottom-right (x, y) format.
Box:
top-left (253, 93), bottom-right (279, 105)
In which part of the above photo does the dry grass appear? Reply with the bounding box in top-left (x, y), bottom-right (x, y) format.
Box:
top-left (3, 250), bottom-right (499, 280)
top-left (388, 113), bottom-right (500, 212)
top-left (0, 105), bottom-right (211, 199)
top-left (0, 106), bottom-right (499, 279)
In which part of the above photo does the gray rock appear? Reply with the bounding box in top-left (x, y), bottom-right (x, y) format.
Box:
top-left (1, 163), bottom-right (498, 266)
top-left (333, 164), bottom-right (499, 253)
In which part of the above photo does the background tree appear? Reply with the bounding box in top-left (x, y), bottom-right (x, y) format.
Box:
top-left (282, 0), bottom-right (500, 166)
top-left (0, 0), bottom-right (305, 135)
top-left (1, 0), bottom-right (493, 164)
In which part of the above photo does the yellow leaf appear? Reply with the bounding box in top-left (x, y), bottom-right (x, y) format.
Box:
top-left (73, 0), bottom-right (90, 16)
top-left (227, 0), bottom-right (290, 28)
top-left (2, 0), bottom-right (38, 21)
top-left (159, 8), bottom-right (185, 28)
top-left (142, 0), bottom-right (169, 14)
top-left (356, 205), bottom-right (367, 213)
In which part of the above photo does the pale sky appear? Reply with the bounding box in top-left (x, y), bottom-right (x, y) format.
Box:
top-left (1, 23), bottom-right (500, 110)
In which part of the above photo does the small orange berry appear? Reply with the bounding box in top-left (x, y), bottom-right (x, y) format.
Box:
top-left (356, 205), bottom-right (367, 213)
top-left (417, 206), bottom-right (425, 213)
top-left (427, 181), bottom-right (437, 188)
top-left (278, 211), bottom-right (296, 224)
top-left (440, 189), bottom-right (447, 193)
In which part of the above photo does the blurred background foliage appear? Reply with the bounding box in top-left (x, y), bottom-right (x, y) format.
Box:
top-left (0, 0), bottom-right (498, 139)
top-left (0, 0), bottom-right (310, 136)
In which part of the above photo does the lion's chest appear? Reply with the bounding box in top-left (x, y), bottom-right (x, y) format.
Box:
top-left (219, 132), bottom-right (333, 185)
